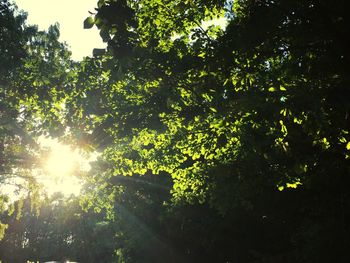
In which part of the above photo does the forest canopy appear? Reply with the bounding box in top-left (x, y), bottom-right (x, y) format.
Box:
top-left (1, 0), bottom-right (349, 262)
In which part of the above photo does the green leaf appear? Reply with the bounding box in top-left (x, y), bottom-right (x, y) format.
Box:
top-left (97, 0), bottom-right (105, 8)
top-left (84, 16), bottom-right (95, 29)
top-left (99, 28), bottom-right (110, 42)
top-left (93, 48), bottom-right (106, 56)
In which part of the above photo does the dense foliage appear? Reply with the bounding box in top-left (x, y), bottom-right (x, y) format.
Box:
top-left (0, 194), bottom-right (117, 262)
top-left (1, 0), bottom-right (350, 262)
top-left (1, 0), bottom-right (40, 239)
top-left (0, 0), bottom-right (71, 240)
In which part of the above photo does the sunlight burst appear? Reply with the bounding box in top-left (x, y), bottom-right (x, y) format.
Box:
top-left (45, 144), bottom-right (77, 178)
top-left (39, 137), bottom-right (96, 196)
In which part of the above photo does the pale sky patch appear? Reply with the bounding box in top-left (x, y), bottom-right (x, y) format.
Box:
top-left (201, 17), bottom-right (228, 30)
top-left (14, 0), bottom-right (106, 60)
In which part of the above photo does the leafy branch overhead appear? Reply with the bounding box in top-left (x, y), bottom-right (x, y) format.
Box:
top-left (1, 0), bottom-right (350, 262)
top-left (73, 0), bottom-right (350, 259)
top-left (76, 0), bottom-right (349, 206)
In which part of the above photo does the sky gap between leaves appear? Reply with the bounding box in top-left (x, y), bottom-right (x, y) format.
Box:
top-left (14, 0), bottom-right (106, 61)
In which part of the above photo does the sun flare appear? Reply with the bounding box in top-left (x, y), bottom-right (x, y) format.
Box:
top-left (45, 144), bottom-right (77, 178)
top-left (38, 137), bottom-right (95, 196)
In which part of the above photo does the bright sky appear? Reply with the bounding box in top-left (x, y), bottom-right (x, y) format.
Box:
top-left (14, 0), bottom-right (106, 60)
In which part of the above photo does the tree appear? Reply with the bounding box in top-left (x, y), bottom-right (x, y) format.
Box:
top-left (1, 0), bottom-right (73, 238)
top-left (65, 0), bottom-right (350, 261)
top-left (1, 0), bottom-right (36, 238)
top-left (0, 193), bottom-right (118, 262)
top-left (1, 0), bottom-right (349, 261)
